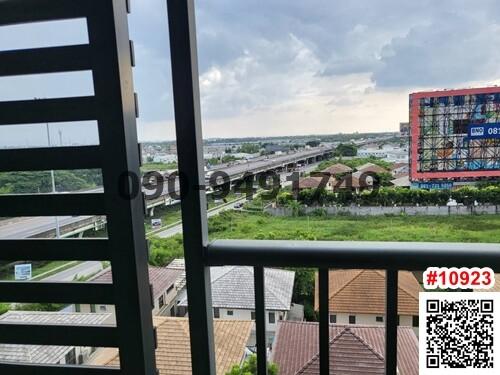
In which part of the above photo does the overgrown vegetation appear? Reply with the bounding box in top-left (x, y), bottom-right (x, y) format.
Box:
top-left (315, 156), bottom-right (392, 172)
top-left (0, 170), bottom-right (102, 194)
top-left (226, 354), bottom-right (278, 375)
top-left (140, 161), bottom-right (178, 172)
top-left (149, 210), bottom-right (500, 321)
top-left (277, 186), bottom-right (500, 207)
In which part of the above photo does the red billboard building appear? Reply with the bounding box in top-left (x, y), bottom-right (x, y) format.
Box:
top-left (410, 87), bottom-right (500, 185)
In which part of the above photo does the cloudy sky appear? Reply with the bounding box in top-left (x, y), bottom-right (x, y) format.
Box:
top-left (2, 0), bottom-right (500, 147)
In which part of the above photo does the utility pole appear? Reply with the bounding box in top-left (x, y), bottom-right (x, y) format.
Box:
top-left (46, 123), bottom-right (60, 238)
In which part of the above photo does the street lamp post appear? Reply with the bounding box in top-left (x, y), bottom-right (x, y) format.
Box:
top-left (46, 123), bottom-right (61, 238)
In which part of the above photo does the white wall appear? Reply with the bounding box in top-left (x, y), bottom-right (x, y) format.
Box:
top-left (215, 308), bottom-right (287, 332)
top-left (331, 313), bottom-right (418, 335)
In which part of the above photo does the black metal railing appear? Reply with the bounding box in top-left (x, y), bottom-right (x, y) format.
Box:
top-left (167, 1), bottom-right (500, 375)
top-left (0, 1), bottom-right (156, 374)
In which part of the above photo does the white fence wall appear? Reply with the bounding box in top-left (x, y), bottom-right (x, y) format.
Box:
top-left (266, 205), bottom-right (499, 216)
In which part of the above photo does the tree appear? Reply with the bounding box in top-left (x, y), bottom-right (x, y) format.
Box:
top-left (306, 140), bottom-right (320, 148)
top-left (226, 355), bottom-right (278, 375)
top-left (334, 143), bottom-right (357, 157)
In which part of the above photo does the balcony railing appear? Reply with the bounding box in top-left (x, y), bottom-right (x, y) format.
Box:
top-left (167, 1), bottom-right (500, 375)
top-left (0, 1), bottom-right (156, 374)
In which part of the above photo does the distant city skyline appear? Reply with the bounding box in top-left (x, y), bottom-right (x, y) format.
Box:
top-left (2, 0), bottom-right (500, 147)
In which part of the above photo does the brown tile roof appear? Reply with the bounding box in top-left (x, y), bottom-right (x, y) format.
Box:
top-left (356, 162), bottom-right (387, 174)
top-left (103, 317), bottom-right (252, 375)
top-left (272, 321), bottom-right (418, 375)
top-left (90, 266), bottom-right (183, 300)
top-left (333, 172), bottom-right (373, 190)
top-left (314, 270), bottom-right (421, 315)
top-left (298, 177), bottom-right (324, 189)
top-left (475, 273), bottom-right (500, 292)
top-left (321, 163), bottom-right (353, 175)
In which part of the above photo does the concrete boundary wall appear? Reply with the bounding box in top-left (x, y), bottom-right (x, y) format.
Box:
top-left (265, 205), bottom-right (499, 217)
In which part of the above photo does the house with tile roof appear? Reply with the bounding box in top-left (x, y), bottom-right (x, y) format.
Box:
top-left (315, 270), bottom-right (421, 335)
top-left (0, 311), bottom-right (113, 366)
top-left (320, 163), bottom-right (353, 176)
top-left (92, 317), bottom-right (252, 375)
top-left (177, 266), bottom-right (295, 341)
top-left (355, 162), bottom-right (388, 175)
top-left (76, 265), bottom-right (184, 323)
top-left (272, 321), bottom-right (418, 375)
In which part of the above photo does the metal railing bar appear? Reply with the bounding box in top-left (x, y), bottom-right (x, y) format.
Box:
top-left (0, 282), bottom-right (114, 304)
top-left (0, 362), bottom-right (121, 375)
top-left (0, 44), bottom-right (92, 77)
top-left (0, 238), bottom-right (110, 261)
top-left (206, 240), bottom-right (500, 270)
top-left (254, 266), bottom-right (267, 375)
top-left (0, 323), bottom-right (118, 347)
top-left (86, 0), bottom-right (157, 372)
top-left (0, 145), bottom-right (102, 172)
top-left (0, 0), bottom-right (91, 26)
top-left (0, 96), bottom-right (97, 125)
top-left (385, 270), bottom-right (398, 375)
top-left (0, 193), bottom-right (106, 216)
top-left (166, 0), bottom-right (216, 374)
top-left (318, 268), bottom-right (330, 375)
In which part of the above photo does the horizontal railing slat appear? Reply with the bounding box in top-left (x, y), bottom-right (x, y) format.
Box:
top-left (0, 282), bottom-right (114, 304)
top-left (0, 323), bottom-right (118, 347)
top-left (0, 96), bottom-right (97, 125)
top-left (0, 239), bottom-right (110, 261)
top-left (0, 146), bottom-right (101, 172)
top-left (207, 239), bottom-right (500, 270)
top-left (0, 45), bottom-right (92, 76)
top-left (0, 0), bottom-right (91, 26)
top-left (0, 362), bottom-right (121, 375)
top-left (0, 193), bottom-right (106, 216)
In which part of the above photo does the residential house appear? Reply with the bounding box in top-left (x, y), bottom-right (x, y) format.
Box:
top-left (320, 163), bottom-right (352, 176)
top-left (0, 311), bottom-right (112, 366)
top-left (355, 162), bottom-right (388, 175)
top-left (391, 174), bottom-right (411, 188)
top-left (390, 163), bottom-right (409, 177)
top-left (298, 176), bottom-right (327, 191)
top-left (271, 321), bottom-right (418, 375)
top-left (315, 270), bottom-right (421, 335)
top-left (92, 317), bottom-right (252, 375)
top-left (77, 265), bottom-right (184, 323)
top-left (177, 266), bottom-right (295, 343)
top-left (332, 170), bottom-right (374, 194)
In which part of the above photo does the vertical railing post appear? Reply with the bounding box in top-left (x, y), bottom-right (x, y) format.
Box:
top-left (319, 268), bottom-right (330, 375)
top-left (385, 270), bottom-right (398, 375)
top-left (166, 0), bottom-right (216, 374)
top-left (254, 266), bottom-right (267, 375)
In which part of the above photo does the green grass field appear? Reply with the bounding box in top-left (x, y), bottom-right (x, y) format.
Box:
top-left (208, 211), bottom-right (500, 243)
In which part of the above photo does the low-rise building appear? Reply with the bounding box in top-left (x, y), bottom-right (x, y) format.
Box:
top-left (356, 162), bottom-right (388, 175)
top-left (272, 321), bottom-right (418, 375)
top-left (0, 311), bottom-right (112, 366)
top-left (315, 269), bottom-right (421, 335)
top-left (92, 317), bottom-right (252, 375)
top-left (320, 163), bottom-right (352, 176)
top-left (78, 265), bottom-right (184, 323)
top-left (177, 266), bottom-right (295, 344)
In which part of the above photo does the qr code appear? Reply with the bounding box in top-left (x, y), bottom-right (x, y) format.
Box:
top-left (420, 292), bottom-right (500, 375)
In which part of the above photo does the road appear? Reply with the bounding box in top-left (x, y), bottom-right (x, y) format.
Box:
top-left (41, 261), bottom-right (103, 282)
top-left (0, 216), bottom-right (94, 239)
top-left (156, 198), bottom-right (247, 238)
top-left (155, 161), bottom-right (321, 238)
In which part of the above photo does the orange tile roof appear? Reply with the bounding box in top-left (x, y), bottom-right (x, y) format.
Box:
top-left (314, 270), bottom-right (421, 315)
top-left (475, 273), bottom-right (500, 292)
top-left (103, 317), bottom-right (251, 375)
